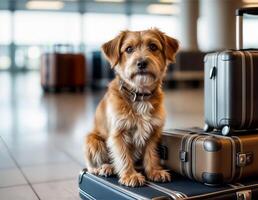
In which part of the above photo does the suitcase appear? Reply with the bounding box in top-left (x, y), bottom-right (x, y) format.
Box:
top-left (78, 168), bottom-right (258, 200)
top-left (159, 128), bottom-right (258, 186)
top-left (204, 7), bottom-right (258, 135)
top-left (40, 46), bottom-right (86, 92)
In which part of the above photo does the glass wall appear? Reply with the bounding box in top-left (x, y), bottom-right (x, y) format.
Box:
top-left (13, 11), bottom-right (81, 70)
top-left (14, 11), bottom-right (81, 45)
top-left (130, 14), bottom-right (179, 38)
top-left (83, 13), bottom-right (127, 51)
top-left (1, 8), bottom-right (257, 72)
top-left (243, 16), bottom-right (258, 49)
top-left (0, 11), bottom-right (11, 70)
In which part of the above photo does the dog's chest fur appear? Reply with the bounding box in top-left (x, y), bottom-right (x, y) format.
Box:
top-left (108, 100), bottom-right (163, 160)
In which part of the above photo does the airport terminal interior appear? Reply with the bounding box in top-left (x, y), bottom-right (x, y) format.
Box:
top-left (0, 0), bottom-right (258, 199)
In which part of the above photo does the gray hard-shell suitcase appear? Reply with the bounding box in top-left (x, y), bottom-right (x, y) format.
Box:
top-left (204, 7), bottom-right (258, 135)
top-left (79, 168), bottom-right (258, 200)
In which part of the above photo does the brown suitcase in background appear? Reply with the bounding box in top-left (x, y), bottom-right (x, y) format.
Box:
top-left (159, 128), bottom-right (258, 185)
top-left (40, 52), bottom-right (86, 92)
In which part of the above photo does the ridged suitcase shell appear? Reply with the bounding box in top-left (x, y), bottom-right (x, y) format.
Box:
top-left (204, 50), bottom-right (258, 135)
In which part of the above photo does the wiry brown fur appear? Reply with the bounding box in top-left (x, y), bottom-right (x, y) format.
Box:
top-left (84, 28), bottom-right (179, 187)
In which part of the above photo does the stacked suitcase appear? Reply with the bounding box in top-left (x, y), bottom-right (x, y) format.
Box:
top-left (79, 7), bottom-right (258, 200)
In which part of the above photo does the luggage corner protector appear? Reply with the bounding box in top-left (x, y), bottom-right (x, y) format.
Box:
top-left (236, 190), bottom-right (252, 200)
top-left (79, 168), bottom-right (88, 184)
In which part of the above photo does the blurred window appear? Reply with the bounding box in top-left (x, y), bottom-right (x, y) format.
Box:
top-left (0, 46), bottom-right (11, 70)
top-left (198, 16), bottom-right (258, 51)
top-left (0, 11), bottom-right (11, 70)
top-left (14, 11), bottom-right (81, 45)
top-left (0, 11), bottom-right (11, 45)
top-left (243, 16), bottom-right (258, 49)
top-left (83, 13), bottom-right (127, 50)
top-left (13, 11), bottom-right (81, 69)
top-left (130, 15), bottom-right (179, 38)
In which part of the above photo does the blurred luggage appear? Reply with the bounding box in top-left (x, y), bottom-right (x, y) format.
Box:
top-left (165, 51), bottom-right (205, 89)
top-left (159, 128), bottom-right (258, 186)
top-left (40, 45), bottom-right (86, 92)
top-left (204, 7), bottom-right (258, 135)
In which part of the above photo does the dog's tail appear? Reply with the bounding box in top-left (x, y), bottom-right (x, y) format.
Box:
top-left (84, 131), bottom-right (109, 169)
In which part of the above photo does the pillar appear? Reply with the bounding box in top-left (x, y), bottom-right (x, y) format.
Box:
top-left (179, 0), bottom-right (199, 51)
top-left (199, 0), bottom-right (242, 51)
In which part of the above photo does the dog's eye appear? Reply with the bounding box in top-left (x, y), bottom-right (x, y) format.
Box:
top-left (125, 46), bottom-right (134, 54)
top-left (149, 43), bottom-right (158, 52)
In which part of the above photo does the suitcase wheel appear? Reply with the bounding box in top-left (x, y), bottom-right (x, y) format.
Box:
top-left (222, 126), bottom-right (231, 136)
top-left (204, 124), bottom-right (213, 132)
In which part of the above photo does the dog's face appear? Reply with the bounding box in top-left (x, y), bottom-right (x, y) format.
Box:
top-left (102, 29), bottom-right (179, 89)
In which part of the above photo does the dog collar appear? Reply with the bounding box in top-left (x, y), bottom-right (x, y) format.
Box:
top-left (119, 80), bottom-right (154, 102)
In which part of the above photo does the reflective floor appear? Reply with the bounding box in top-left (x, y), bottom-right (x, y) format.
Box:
top-left (0, 72), bottom-right (203, 200)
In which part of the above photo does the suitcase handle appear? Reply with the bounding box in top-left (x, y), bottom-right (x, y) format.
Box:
top-left (236, 7), bottom-right (258, 50)
top-left (236, 7), bottom-right (258, 16)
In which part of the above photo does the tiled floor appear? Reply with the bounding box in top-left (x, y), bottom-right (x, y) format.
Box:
top-left (0, 72), bottom-right (204, 199)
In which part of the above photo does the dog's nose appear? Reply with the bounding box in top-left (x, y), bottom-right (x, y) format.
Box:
top-left (137, 60), bottom-right (148, 70)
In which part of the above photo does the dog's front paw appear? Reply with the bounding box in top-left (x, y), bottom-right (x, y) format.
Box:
top-left (119, 172), bottom-right (145, 187)
top-left (147, 169), bottom-right (171, 182)
top-left (88, 167), bottom-right (101, 175)
top-left (99, 164), bottom-right (114, 177)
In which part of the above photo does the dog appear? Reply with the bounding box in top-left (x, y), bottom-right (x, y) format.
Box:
top-left (84, 28), bottom-right (179, 187)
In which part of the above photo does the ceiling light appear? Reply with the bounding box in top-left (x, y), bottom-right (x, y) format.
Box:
top-left (26, 1), bottom-right (64, 10)
top-left (243, 0), bottom-right (258, 3)
top-left (159, 0), bottom-right (180, 3)
top-left (147, 4), bottom-right (180, 15)
top-left (95, 0), bottom-right (124, 2)
top-left (243, 3), bottom-right (258, 7)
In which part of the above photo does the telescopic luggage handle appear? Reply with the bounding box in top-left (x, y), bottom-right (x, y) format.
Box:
top-left (236, 7), bottom-right (258, 50)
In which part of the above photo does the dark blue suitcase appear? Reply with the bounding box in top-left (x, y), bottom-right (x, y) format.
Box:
top-left (78, 169), bottom-right (258, 200)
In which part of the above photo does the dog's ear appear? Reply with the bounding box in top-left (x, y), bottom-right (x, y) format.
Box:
top-left (151, 28), bottom-right (179, 64)
top-left (101, 31), bottom-right (126, 68)
top-left (163, 35), bottom-right (179, 64)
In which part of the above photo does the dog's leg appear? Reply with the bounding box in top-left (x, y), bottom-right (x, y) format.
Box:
top-left (108, 133), bottom-right (145, 187)
top-left (143, 135), bottom-right (171, 182)
top-left (84, 132), bottom-right (114, 176)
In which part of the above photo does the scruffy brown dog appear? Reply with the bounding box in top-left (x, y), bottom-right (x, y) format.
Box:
top-left (84, 28), bottom-right (179, 187)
